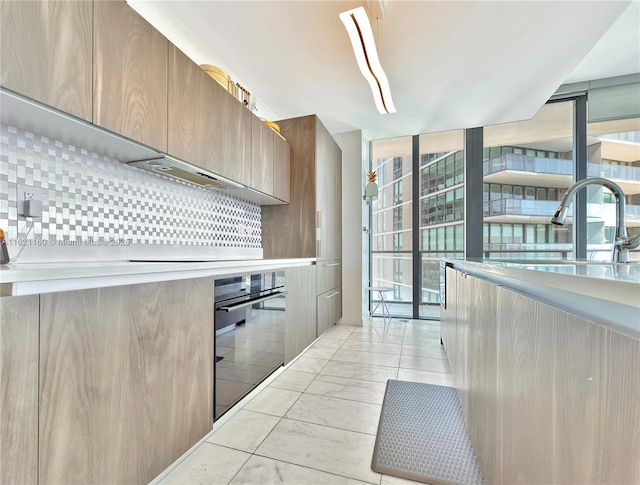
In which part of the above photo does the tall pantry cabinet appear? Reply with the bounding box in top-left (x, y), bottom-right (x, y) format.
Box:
top-left (262, 115), bottom-right (342, 334)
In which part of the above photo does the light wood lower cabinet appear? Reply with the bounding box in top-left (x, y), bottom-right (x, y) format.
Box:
top-left (316, 260), bottom-right (341, 295)
top-left (444, 269), bottom-right (640, 484)
top-left (317, 287), bottom-right (342, 336)
top-left (284, 265), bottom-right (317, 363)
top-left (38, 278), bottom-right (214, 485)
top-left (1, 295), bottom-right (39, 485)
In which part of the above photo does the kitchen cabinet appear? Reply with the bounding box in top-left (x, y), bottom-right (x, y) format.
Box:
top-left (317, 287), bottom-right (342, 336)
top-left (251, 117), bottom-right (275, 195)
top-left (0, 0), bottom-right (92, 121)
top-left (443, 267), bottom-right (640, 484)
top-left (38, 278), bottom-right (214, 485)
top-left (262, 114), bottom-right (342, 259)
top-left (168, 44), bottom-right (251, 187)
top-left (0, 295), bottom-right (39, 485)
top-left (285, 265), bottom-right (317, 363)
top-left (93, 0), bottom-right (168, 151)
top-left (273, 133), bottom-right (291, 203)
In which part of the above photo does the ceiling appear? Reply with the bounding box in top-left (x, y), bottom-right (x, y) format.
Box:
top-left (131, 1), bottom-right (639, 140)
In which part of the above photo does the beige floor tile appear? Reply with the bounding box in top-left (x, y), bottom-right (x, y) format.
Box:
top-left (287, 356), bottom-right (329, 374)
top-left (340, 340), bottom-right (403, 355)
top-left (401, 344), bottom-right (448, 360)
top-left (311, 337), bottom-right (346, 350)
top-left (255, 419), bottom-right (381, 484)
top-left (269, 369), bottom-right (316, 392)
top-left (397, 368), bottom-right (456, 387)
top-left (303, 346), bottom-right (338, 360)
top-left (346, 333), bottom-right (405, 345)
top-left (158, 443), bottom-right (250, 485)
top-left (285, 393), bottom-right (382, 435)
top-left (332, 349), bottom-right (400, 367)
top-left (243, 387), bottom-right (301, 417)
top-left (207, 410), bottom-right (280, 453)
top-left (399, 355), bottom-right (452, 374)
top-left (230, 455), bottom-right (370, 485)
top-left (402, 335), bottom-right (441, 348)
top-left (320, 360), bottom-right (398, 383)
top-left (305, 374), bottom-right (388, 405)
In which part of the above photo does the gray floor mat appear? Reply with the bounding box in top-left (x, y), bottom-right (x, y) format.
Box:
top-left (371, 380), bottom-right (483, 485)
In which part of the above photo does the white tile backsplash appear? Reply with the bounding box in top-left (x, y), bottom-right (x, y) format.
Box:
top-left (0, 123), bottom-right (261, 249)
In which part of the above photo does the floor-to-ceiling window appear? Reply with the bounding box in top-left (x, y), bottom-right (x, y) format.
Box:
top-left (370, 136), bottom-right (413, 317)
top-left (419, 130), bottom-right (464, 318)
top-left (483, 101), bottom-right (575, 260)
top-left (585, 117), bottom-right (640, 260)
top-left (368, 81), bottom-right (639, 320)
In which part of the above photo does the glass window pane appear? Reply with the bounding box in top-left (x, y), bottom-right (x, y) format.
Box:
top-left (483, 101), bottom-right (574, 261)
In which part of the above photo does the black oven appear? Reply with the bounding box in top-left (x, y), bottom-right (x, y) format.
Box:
top-left (213, 270), bottom-right (286, 419)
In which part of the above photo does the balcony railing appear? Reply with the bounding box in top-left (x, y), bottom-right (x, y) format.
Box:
top-left (483, 153), bottom-right (640, 182)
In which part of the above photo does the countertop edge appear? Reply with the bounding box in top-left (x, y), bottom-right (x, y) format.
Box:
top-left (0, 258), bottom-right (316, 296)
top-left (444, 258), bottom-right (640, 340)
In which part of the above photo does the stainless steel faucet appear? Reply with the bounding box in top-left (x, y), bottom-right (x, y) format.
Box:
top-left (551, 176), bottom-right (640, 263)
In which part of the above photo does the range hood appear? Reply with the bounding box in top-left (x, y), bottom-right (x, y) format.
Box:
top-left (127, 155), bottom-right (244, 190)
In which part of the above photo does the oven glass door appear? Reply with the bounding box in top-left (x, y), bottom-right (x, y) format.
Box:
top-left (214, 271), bottom-right (286, 419)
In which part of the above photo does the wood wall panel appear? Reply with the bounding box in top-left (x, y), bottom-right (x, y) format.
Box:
top-left (0, 295), bottom-right (39, 485)
top-left (0, 0), bottom-right (92, 121)
top-left (274, 134), bottom-right (291, 203)
top-left (39, 278), bottom-right (213, 485)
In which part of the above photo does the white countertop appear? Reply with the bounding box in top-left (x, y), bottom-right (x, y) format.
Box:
top-left (0, 258), bottom-right (315, 296)
top-left (444, 259), bottom-right (640, 338)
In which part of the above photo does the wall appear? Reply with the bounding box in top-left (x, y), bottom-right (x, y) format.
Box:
top-left (0, 123), bottom-right (262, 261)
top-left (334, 130), bottom-right (369, 326)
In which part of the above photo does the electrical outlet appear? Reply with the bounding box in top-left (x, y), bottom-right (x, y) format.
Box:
top-left (17, 184), bottom-right (43, 218)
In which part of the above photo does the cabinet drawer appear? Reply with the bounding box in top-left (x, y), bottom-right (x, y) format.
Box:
top-left (316, 260), bottom-right (341, 295)
top-left (317, 286), bottom-right (341, 336)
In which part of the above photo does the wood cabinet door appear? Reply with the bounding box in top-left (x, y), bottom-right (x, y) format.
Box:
top-left (94, 0), bottom-right (168, 151)
top-left (317, 287), bottom-right (341, 335)
top-left (39, 278), bottom-right (214, 485)
top-left (285, 265), bottom-right (317, 363)
top-left (169, 45), bottom-right (249, 184)
top-left (315, 119), bottom-right (341, 260)
top-left (251, 117), bottom-right (274, 195)
top-left (273, 134), bottom-right (291, 202)
top-left (218, 90), bottom-right (252, 186)
top-left (0, 295), bottom-right (39, 485)
top-left (0, 0), bottom-right (92, 121)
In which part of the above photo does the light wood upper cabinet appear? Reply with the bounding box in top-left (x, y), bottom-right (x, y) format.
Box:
top-left (262, 115), bottom-right (341, 259)
top-left (273, 133), bottom-right (291, 203)
top-left (168, 44), bottom-right (251, 186)
top-left (93, 0), bottom-right (168, 151)
top-left (39, 278), bottom-right (214, 485)
top-left (251, 117), bottom-right (274, 195)
top-left (0, 0), bottom-right (92, 121)
top-left (0, 295), bottom-right (39, 485)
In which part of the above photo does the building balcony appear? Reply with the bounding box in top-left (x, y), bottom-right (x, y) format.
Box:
top-left (483, 153), bottom-right (640, 194)
top-left (483, 199), bottom-right (640, 227)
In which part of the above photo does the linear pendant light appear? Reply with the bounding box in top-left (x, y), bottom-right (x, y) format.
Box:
top-left (339, 6), bottom-right (396, 115)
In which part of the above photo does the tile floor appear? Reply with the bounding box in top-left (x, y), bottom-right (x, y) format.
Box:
top-left (155, 318), bottom-right (455, 485)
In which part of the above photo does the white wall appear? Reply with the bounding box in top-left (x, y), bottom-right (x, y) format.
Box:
top-left (334, 130), bottom-right (370, 326)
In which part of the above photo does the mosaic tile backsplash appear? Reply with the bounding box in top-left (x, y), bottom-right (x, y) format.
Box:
top-left (0, 123), bottom-right (262, 247)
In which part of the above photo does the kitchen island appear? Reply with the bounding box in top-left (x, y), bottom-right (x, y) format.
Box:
top-left (441, 258), bottom-right (640, 484)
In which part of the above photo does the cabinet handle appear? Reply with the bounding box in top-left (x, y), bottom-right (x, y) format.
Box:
top-left (218, 291), bottom-right (287, 311)
top-left (323, 290), bottom-right (340, 300)
top-left (324, 263), bottom-right (340, 267)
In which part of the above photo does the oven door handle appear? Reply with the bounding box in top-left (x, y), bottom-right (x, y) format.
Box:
top-left (217, 291), bottom-right (288, 312)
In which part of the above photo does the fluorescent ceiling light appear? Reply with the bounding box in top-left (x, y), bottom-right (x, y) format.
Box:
top-left (340, 6), bottom-right (396, 115)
